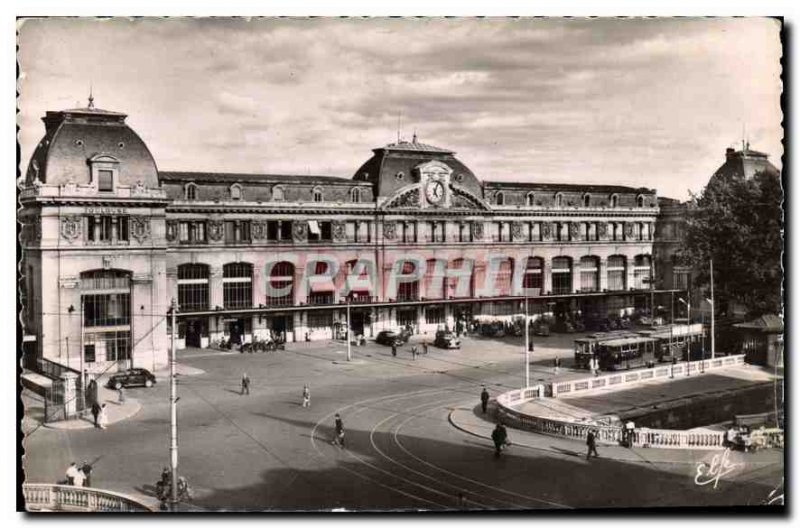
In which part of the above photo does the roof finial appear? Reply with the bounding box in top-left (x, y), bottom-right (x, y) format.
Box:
top-left (412, 130), bottom-right (417, 144)
top-left (88, 82), bottom-right (94, 109)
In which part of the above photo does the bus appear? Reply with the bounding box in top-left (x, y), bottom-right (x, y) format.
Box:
top-left (596, 336), bottom-right (659, 371)
top-left (574, 331), bottom-right (640, 369)
top-left (636, 323), bottom-right (705, 362)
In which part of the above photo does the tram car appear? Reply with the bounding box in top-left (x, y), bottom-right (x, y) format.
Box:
top-left (636, 323), bottom-right (705, 362)
top-left (573, 331), bottom-right (639, 369)
top-left (596, 336), bottom-right (659, 371)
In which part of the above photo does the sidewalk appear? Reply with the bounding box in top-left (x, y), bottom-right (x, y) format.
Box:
top-left (43, 385), bottom-right (142, 431)
top-left (447, 401), bottom-right (781, 468)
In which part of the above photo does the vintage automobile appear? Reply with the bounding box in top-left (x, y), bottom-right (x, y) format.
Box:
top-left (106, 368), bottom-right (157, 389)
top-left (433, 330), bottom-right (461, 349)
top-left (375, 328), bottom-right (412, 346)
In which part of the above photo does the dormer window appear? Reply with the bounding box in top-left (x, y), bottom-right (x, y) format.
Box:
top-left (637, 195), bottom-right (645, 208)
top-left (230, 183), bottom-right (243, 201)
top-left (583, 194), bottom-right (591, 207)
top-left (610, 194), bottom-right (619, 208)
top-left (88, 154), bottom-right (119, 193)
top-left (351, 187), bottom-right (361, 203)
top-left (495, 191), bottom-right (505, 206)
top-left (526, 192), bottom-right (535, 207)
top-left (555, 193), bottom-right (564, 207)
top-left (272, 185), bottom-right (285, 201)
top-left (185, 183), bottom-right (198, 201)
top-left (312, 187), bottom-right (323, 203)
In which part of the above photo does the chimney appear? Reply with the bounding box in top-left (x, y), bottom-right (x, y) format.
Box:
top-left (725, 147), bottom-right (736, 160)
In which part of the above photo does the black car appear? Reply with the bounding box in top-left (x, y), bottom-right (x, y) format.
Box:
top-left (375, 328), bottom-right (412, 346)
top-left (106, 368), bottom-right (157, 389)
top-left (433, 330), bottom-right (461, 349)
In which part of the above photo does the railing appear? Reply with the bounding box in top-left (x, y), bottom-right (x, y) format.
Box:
top-left (551, 354), bottom-right (746, 398)
top-left (497, 402), bottom-right (623, 446)
top-left (631, 428), bottom-right (725, 449)
top-left (23, 483), bottom-right (152, 512)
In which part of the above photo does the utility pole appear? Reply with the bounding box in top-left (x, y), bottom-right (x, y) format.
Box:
top-left (169, 298), bottom-right (178, 509)
top-left (346, 298), bottom-right (352, 362)
top-left (524, 297), bottom-right (530, 388)
top-left (710, 259), bottom-right (715, 359)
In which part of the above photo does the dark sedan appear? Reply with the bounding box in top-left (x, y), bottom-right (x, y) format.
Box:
top-left (375, 329), bottom-right (412, 346)
top-left (106, 368), bottom-right (157, 389)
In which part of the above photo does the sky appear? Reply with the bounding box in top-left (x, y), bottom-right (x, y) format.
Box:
top-left (17, 17), bottom-right (783, 200)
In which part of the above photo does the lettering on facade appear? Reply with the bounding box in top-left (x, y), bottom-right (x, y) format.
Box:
top-left (130, 216), bottom-right (151, 243)
top-left (60, 216), bottom-right (82, 241)
top-left (85, 207), bottom-right (126, 215)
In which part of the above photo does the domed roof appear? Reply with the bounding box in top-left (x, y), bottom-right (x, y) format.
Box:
top-left (24, 100), bottom-right (159, 188)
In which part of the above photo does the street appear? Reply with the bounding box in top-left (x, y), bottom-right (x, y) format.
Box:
top-left (22, 333), bottom-right (784, 511)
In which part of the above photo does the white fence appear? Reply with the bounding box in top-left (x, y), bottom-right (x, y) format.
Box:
top-left (551, 354), bottom-right (746, 398)
top-left (23, 483), bottom-right (152, 512)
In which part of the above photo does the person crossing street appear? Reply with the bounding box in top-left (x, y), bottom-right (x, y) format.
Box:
top-left (492, 423), bottom-right (509, 457)
top-left (332, 413), bottom-right (345, 448)
top-left (480, 386), bottom-right (490, 414)
top-left (586, 428), bottom-right (600, 459)
top-left (241, 372), bottom-right (250, 395)
top-left (302, 384), bottom-right (311, 408)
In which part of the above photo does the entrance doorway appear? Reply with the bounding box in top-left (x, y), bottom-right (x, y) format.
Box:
top-left (270, 314), bottom-right (293, 341)
top-left (351, 310), bottom-right (369, 336)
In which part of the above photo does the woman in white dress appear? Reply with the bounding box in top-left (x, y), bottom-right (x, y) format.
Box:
top-left (98, 403), bottom-right (109, 429)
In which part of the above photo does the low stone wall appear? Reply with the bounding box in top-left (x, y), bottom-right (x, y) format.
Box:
top-left (23, 483), bottom-right (152, 512)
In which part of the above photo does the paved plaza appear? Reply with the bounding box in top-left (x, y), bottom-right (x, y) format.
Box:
top-left (21, 332), bottom-right (784, 510)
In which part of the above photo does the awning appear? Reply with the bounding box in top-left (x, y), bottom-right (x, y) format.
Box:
top-left (308, 220), bottom-right (321, 236)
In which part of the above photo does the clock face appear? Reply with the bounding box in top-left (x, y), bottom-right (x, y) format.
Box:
top-left (425, 181), bottom-right (445, 204)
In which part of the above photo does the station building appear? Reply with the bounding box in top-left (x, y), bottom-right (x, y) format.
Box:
top-left (19, 100), bottom-right (671, 372)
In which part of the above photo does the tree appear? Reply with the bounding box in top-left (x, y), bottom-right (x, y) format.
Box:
top-left (681, 170), bottom-right (783, 317)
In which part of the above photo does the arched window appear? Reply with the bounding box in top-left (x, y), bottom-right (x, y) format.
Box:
top-left (610, 194), bottom-right (619, 208)
top-left (526, 192), bottom-right (536, 206)
top-left (272, 185), bottom-right (285, 201)
top-left (633, 255), bottom-right (652, 289)
top-left (554, 193), bottom-right (564, 207)
top-left (607, 255), bottom-right (626, 291)
top-left (583, 194), bottom-right (591, 207)
top-left (344, 259), bottom-right (371, 302)
top-left (230, 184), bottom-right (242, 201)
top-left (223, 262), bottom-right (253, 309)
top-left (579, 256), bottom-right (599, 292)
top-left (551, 257), bottom-right (572, 294)
top-left (637, 195), bottom-right (645, 208)
top-left (267, 261), bottom-right (294, 306)
top-left (177, 264), bottom-right (209, 311)
top-left (312, 187), bottom-right (324, 203)
top-left (522, 257), bottom-right (543, 292)
top-left (351, 187), bottom-right (361, 203)
top-left (495, 191), bottom-right (505, 206)
top-left (185, 183), bottom-right (198, 201)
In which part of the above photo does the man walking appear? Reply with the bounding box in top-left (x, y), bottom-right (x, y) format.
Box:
top-left (332, 413), bottom-right (345, 448)
top-left (411, 345), bottom-right (418, 360)
top-left (422, 341), bottom-right (428, 355)
top-left (302, 384), bottom-right (311, 408)
top-left (90, 401), bottom-right (101, 428)
top-left (241, 372), bottom-right (250, 396)
top-left (492, 423), bottom-right (509, 457)
top-left (80, 460), bottom-right (93, 488)
top-left (391, 343), bottom-right (397, 357)
top-left (480, 386), bottom-right (490, 414)
top-left (586, 428), bottom-right (599, 459)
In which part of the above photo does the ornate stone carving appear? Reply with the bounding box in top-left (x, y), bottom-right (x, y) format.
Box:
top-left (165, 220), bottom-right (178, 242)
top-left (251, 221), bottom-right (267, 240)
top-left (383, 222), bottom-right (397, 240)
top-left (471, 221), bottom-right (484, 241)
top-left (597, 223), bottom-right (608, 239)
top-left (208, 220), bottom-right (224, 241)
top-left (133, 180), bottom-right (147, 195)
top-left (60, 216), bottom-right (82, 241)
top-left (542, 222), bottom-right (553, 241)
top-left (130, 216), bottom-right (151, 243)
top-left (511, 221), bottom-right (524, 241)
top-left (570, 223), bottom-right (580, 239)
top-left (292, 221), bottom-right (307, 242)
top-left (332, 220), bottom-right (346, 242)
top-left (624, 223), bottom-right (634, 239)
top-left (387, 188), bottom-right (420, 208)
top-left (102, 256), bottom-right (114, 270)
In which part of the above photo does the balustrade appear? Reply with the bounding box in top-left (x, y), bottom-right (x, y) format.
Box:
top-left (23, 483), bottom-right (151, 512)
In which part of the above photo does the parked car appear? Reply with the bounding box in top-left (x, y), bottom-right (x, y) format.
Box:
top-left (375, 328), bottom-right (412, 346)
top-left (434, 330), bottom-right (461, 349)
top-left (106, 368), bottom-right (157, 389)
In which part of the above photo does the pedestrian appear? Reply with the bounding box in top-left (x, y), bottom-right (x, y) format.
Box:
top-left (118, 386), bottom-right (125, 404)
top-left (332, 413), bottom-right (345, 448)
top-left (65, 462), bottom-right (79, 486)
top-left (80, 460), bottom-right (93, 488)
top-left (302, 384), bottom-right (311, 408)
top-left (411, 345), bottom-right (417, 360)
top-left (98, 403), bottom-right (109, 429)
top-left (624, 421), bottom-right (635, 448)
top-left (241, 372), bottom-right (250, 395)
top-left (73, 467), bottom-right (86, 488)
top-left (90, 401), bottom-right (101, 428)
top-left (480, 386), bottom-right (490, 414)
top-left (391, 343), bottom-right (397, 357)
top-left (87, 378), bottom-right (98, 407)
top-left (422, 342), bottom-right (428, 355)
top-left (491, 423), bottom-right (509, 457)
top-left (553, 356), bottom-right (561, 375)
top-left (586, 428), bottom-right (599, 459)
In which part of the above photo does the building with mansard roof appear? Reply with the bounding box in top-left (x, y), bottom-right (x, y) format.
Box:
top-left (20, 101), bottom-right (669, 372)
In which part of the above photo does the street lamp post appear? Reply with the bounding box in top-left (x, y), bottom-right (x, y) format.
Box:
top-left (346, 298), bottom-right (352, 362)
top-left (524, 297), bottom-right (530, 388)
top-left (709, 258), bottom-right (715, 359)
top-left (169, 298), bottom-right (179, 509)
top-left (678, 297), bottom-right (690, 376)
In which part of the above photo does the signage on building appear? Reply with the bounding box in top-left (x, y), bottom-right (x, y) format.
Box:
top-left (85, 207), bottom-right (126, 215)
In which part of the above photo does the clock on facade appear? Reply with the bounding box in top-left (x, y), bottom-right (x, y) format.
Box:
top-left (425, 180), bottom-right (445, 204)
